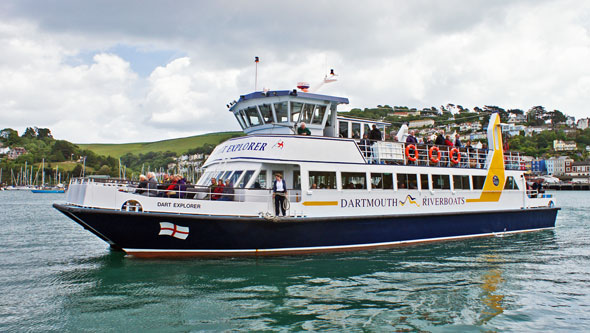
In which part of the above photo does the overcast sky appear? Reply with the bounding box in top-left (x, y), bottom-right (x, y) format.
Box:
top-left (1, 0), bottom-right (589, 143)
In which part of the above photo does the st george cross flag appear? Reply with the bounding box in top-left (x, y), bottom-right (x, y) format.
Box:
top-left (159, 222), bottom-right (190, 240)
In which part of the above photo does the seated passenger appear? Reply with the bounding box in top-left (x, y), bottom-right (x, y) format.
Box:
top-left (147, 172), bottom-right (158, 196)
top-left (135, 174), bottom-right (148, 194)
top-left (220, 179), bottom-right (234, 201)
top-left (297, 122), bottom-right (311, 136)
top-left (211, 179), bottom-right (224, 200)
top-left (165, 175), bottom-right (179, 197)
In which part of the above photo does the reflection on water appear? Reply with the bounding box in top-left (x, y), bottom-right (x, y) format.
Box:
top-left (478, 255), bottom-right (504, 325)
top-left (1, 191), bottom-right (590, 331)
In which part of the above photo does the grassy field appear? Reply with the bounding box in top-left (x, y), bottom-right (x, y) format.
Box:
top-left (77, 131), bottom-right (242, 158)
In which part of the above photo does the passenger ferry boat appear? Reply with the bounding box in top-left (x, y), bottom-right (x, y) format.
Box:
top-left (54, 89), bottom-right (559, 257)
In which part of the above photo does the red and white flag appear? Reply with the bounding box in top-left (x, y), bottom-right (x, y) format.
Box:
top-left (159, 222), bottom-right (189, 240)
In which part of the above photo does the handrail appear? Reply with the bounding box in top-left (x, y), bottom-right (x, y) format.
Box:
top-left (358, 141), bottom-right (524, 170)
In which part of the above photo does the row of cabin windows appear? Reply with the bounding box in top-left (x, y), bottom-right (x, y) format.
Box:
top-left (235, 102), bottom-right (328, 129)
top-left (200, 169), bottom-right (520, 191)
top-left (308, 171), bottom-right (520, 191)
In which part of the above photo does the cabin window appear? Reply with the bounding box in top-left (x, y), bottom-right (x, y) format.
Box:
top-left (293, 170), bottom-right (301, 190)
top-left (220, 171), bottom-right (232, 181)
top-left (228, 171), bottom-right (243, 186)
top-left (291, 102), bottom-right (303, 122)
top-left (397, 173), bottom-right (418, 190)
top-left (309, 171), bottom-right (336, 189)
top-left (339, 121), bottom-right (349, 138)
top-left (244, 106), bottom-right (262, 126)
top-left (472, 175), bottom-right (486, 190)
top-left (432, 174), bottom-right (451, 190)
top-left (259, 104), bottom-right (274, 123)
top-left (371, 173), bottom-right (393, 189)
top-left (251, 170), bottom-right (266, 189)
top-left (274, 102), bottom-right (288, 122)
top-left (234, 113), bottom-right (246, 129)
top-left (352, 123), bottom-right (361, 139)
top-left (238, 170), bottom-right (254, 188)
top-left (312, 105), bottom-right (327, 124)
top-left (301, 104), bottom-right (315, 123)
top-left (504, 176), bottom-right (519, 190)
top-left (453, 175), bottom-right (470, 190)
top-left (342, 172), bottom-right (367, 189)
top-left (198, 172), bottom-right (212, 185)
top-left (420, 174), bottom-right (429, 191)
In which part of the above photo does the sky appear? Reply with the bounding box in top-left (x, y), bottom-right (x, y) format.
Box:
top-left (1, 0), bottom-right (590, 143)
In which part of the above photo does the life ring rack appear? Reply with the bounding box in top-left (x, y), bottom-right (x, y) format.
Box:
top-left (429, 146), bottom-right (441, 163)
top-left (450, 148), bottom-right (461, 164)
top-left (405, 144), bottom-right (418, 162)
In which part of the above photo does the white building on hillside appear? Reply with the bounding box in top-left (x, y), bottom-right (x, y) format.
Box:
top-left (408, 119), bottom-right (435, 128)
top-left (553, 140), bottom-right (577, 151)
top-left (577, 118), bottom-right (590, 130)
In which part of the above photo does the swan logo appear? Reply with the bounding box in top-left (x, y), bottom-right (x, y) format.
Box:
top-left (400, 195), bottom-right (420, 207)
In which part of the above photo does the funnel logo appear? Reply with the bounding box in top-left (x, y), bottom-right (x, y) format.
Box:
top-left (400, 195), bottom-right (420, 207)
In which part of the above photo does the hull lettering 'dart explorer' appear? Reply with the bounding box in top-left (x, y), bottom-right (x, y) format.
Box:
top-left (54, 89), bottom-right (559, 257)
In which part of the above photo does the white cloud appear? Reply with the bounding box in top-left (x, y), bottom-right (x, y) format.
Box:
top-left (1, 1), bottom-right (590, 144)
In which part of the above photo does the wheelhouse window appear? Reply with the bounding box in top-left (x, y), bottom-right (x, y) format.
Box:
top-left (238, 170), bottom-right (254, 188)
top-left (472, 175), bottom-right (486, 190)
top-left (371, 173), bottom-right (393, 189)
top-left (432, 174), bottom-right (451, 190)
top-left (420, 174), bottom-right (429, 191)
top-left (339, 121), bottom-right (349, 138)
top-left (504, 176), bottom-right (519, 190)
top-left (301, 104), bottom-right (315, 123)
top-left (240, 109), bottom-right (251, 127)
top-left (312, 105), bottom-right (327, 124)
top-left (234, 113), bottom-right (246, 129)
top-left (244, 106), bottom-right (262, 126)
top-left (397, 173), bottom-right (418, 189)
top-left (258, 104), bottom-right (274, 123)
top-left (342, 172), bottom-right (366, 189)
top-left (274, 102), bottom-right (288, 122)
top-left (291, 102), bottom-right (303, 122)
top-left (309, 171), bottom-right (336, 189)
top-left (453, 175), bottom-right (470, 190)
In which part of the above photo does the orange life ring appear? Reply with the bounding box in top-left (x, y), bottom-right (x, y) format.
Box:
top-left (450, 148), bottom-right (461, 164)
top-left (429, 146), bottom-right (441, 163)
top-left (405, 144), bottom-right (418, 162)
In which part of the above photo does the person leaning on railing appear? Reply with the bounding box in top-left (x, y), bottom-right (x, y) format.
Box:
top-left (146, 172), bottom-right (158, 196)
top-left (135, 174), bottom-right (148, 194)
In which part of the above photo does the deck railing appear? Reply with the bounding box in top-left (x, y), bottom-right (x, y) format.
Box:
top-left (358, 141), bottom-right (524, 170)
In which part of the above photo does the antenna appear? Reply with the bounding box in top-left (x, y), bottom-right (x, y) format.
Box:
top-left (254, 56), bottom-right (259, 91)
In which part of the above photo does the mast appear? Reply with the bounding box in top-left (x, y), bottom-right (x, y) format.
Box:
top-left (41, 158), bottom-right (45, 187)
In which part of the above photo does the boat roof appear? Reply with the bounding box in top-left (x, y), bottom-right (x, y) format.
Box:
top-left (229, 90), bottom-right (349, 111)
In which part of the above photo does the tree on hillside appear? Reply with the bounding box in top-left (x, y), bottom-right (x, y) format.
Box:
top-left (526, 106), bottom-right (546, 126)
top-left (36, 128), bottom-right (53, 139)
top-left (22, 127), bottom-right (37, 139)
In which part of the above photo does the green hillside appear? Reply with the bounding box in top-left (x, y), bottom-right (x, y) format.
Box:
top-left (77, 131), bottom-right (243, 158)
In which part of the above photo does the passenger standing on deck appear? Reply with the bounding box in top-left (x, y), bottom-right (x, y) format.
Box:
top-left (435, 131), bottom-right (445, 145)
top-left (272, 173), bottom-right (288, 216)
top-left (369, 125), bottom-right (382, 144)
top-left (406, 130), bottom-right (418, 144)
top-left (454, 133), bottom-right (463, 148)
top-left (297, 122), bottom-right (311, 136)
top-left (360, 133), bottom-right (371, 158)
